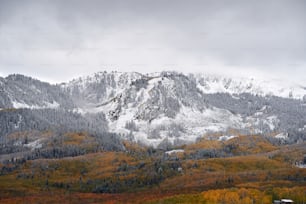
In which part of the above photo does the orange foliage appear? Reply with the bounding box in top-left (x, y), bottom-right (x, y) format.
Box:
top-left (202, 188), bottom-right (271, 204)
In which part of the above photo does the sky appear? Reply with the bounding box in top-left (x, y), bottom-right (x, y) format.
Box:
top-left (0, 0), bottom-right (305, 84)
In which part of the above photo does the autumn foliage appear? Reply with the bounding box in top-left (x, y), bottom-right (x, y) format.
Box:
top-left (0, 136), bottom-right (306, 203)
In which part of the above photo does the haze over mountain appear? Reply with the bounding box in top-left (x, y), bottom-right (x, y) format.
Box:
top-left (1, 0), bottom-right (305, 83)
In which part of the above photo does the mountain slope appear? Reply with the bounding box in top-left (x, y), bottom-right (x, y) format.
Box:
top-left (193, 73), bottom-right (306, 100)
top-left (0, 74), bottom-right (74, 109)
top-left (1, 71), bottom-right (306, 147)
top-left (61, 71), bottom-right (306, 146)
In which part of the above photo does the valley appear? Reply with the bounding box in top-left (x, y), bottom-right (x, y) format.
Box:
top-left (0, 134), bottom-right (306, 203)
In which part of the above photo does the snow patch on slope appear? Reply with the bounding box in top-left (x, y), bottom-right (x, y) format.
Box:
top-left (105, 104), bottom-right (245, 147)
top-left (218, 135), bottom-right (237, 141)
top-left (194, 74), bottom-right (306, 100)
top-left (165, 149), bottom-right (185, 155)
top-left (24, 139), bottom-right (43, 150)
top-left (12, 101), bottom-right (60, 109)
top-left (275, 132), bottom-right (289, 139)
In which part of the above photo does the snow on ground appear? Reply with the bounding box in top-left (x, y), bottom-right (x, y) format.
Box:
top-left (108, 107), bottom-right (137, 134)
top-left (12, 101), bottom-right (60, 109)
top-left (296, 164), bottom-right (306, 168)
top-left (265, 116), bottom-right (279, 130)
top-left (106, 104), bottom-right (246, 147)
top-left (275, 133), bottom-right (289, 139)
top-left (175, 105), bottom-right (243, 138)
top-left (218, 135), bottom-right (237, 141)
top-left (24, 139), bottom-right (43, 150)
top-left (194, 74), bottom-right (306, 100)
top-left (165, 149), bottom-right (185, 155)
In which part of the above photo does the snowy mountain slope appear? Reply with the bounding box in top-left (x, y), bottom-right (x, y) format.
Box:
top-left (78, 72), bottom-right (244, 146)
top-left (60, 71), bottom-right (306, 146)
top-left (61, 71), bottom-right (144, 106)
top-left (63, 72), bottom-right (213, 146)
top-left (192, 73), bottom-right (306, 100)
top-left (1, 71), bottom-right (306, 147)
top-left (0, 74), bottom-right (74, 109)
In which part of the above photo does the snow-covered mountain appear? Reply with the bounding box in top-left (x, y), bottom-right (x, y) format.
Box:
top-left (0, 74), bottom-right (74, 109)
top-left (1, 71), bottom-right (306, 147)
top-left (60, 71), bottom-right (306, 146)
top-left (62, 72), bottom-right (241, 146)
top-left (192, 73), bottom-right (306, 100)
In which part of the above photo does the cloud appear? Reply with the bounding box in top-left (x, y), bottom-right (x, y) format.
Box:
top-left (0, 0), bottom-right (305, 83)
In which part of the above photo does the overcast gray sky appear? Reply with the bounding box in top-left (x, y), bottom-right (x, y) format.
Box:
top-left (0, 0), bottom-right (305, 83)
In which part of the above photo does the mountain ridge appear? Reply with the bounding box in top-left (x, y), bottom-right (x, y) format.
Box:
top-left (1, 71), bottom-right (306, 147)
